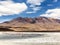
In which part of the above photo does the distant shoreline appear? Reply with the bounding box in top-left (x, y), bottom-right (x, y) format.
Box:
top-left (0, 31), bottom-right (60, 32)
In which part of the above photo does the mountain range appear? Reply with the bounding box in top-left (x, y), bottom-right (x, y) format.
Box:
top-left (0, 17), bottom-right (60, 31)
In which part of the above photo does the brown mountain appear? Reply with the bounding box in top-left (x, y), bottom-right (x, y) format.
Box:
top-left (0, 17), bottom-right (60, 32)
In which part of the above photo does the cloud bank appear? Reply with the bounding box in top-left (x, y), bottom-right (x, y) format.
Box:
top-left (40, 8), bottom-right (60, 19)
top-left (0, 0), bottom-right (27, 16)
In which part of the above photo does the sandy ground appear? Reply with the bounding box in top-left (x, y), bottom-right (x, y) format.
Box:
top-left (0, 32), bottom-right (60, 45)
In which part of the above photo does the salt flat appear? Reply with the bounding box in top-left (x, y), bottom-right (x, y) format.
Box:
top-left (0, 32), bottom-right (60, 45)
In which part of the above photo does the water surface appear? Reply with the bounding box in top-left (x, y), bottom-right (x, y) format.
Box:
top-left (0, 32), bottom-right (60, 45)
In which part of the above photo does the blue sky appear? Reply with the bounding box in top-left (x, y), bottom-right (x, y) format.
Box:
top-left (0, 0), bottom-right (60, 23)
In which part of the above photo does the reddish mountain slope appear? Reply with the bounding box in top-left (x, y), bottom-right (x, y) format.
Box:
top-left (0, 17), bottom-right (60, 31)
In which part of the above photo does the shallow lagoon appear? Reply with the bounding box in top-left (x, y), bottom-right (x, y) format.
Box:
top-left (0, 32), bottom-right (60, 45)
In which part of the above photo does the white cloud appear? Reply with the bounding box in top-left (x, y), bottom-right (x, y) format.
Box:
top-left (26, 11), bottom-right (36, 14)
top-left (27, 0), bottom-right (45, 5)
top-left (47, 4), bottom-right (53, 6)
top-left (53, 0), bottom-right (58, 2)
top-left (26, 7), bottom-right (41, 14)
top-left (40, 8), bottom-right (60, 19)
top-left (32, 7), bottom-right (41, 11)
top-left (26, 0), bottom-right (44, 14)
top-left (0, 0), bottom-right (28, 16)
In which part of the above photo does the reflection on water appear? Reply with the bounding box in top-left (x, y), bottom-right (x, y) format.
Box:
top-left (0, 32), bottom-right (50, 40)
top-left (0, 34), bottom-right (46, 40)
top-left (0, 32), bottom-right (60, 45)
